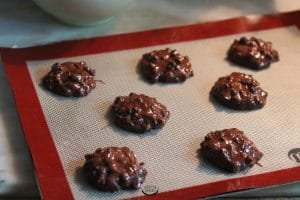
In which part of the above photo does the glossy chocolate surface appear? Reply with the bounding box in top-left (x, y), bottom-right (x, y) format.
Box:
top-left (84, 147), bottom-right (147, 192)
top-left (140, 48), bottom-right (193, 83)
top-left (111, 93), bottom-right (170, 133)
top-left (227, 37), bottom-right (279, 70)
top-left (211, 72), bottom-right (267, 110)
top-left (42, 61), bottom-right (96, 97)
top-left (200, 128), bottom-right (263, 173)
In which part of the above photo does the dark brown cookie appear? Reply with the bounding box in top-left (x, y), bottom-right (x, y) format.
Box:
top-left (42, 61), bottom-right (96, 97)
top-left (84, 147), bottom-right (147, 192)
top-left (140, 48), bottom-right (193, 83)
top-left (211, 72), bottom-right (267, 110)
top-left (200, 128), bottom-right (263, 173)
top-left (227, 37), bottom-right (279, 70)
top-left (111, 93), bottom-right (169, 133)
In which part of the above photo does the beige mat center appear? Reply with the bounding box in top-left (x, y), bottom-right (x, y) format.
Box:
top-left (27, 26), bottom-right (300, 199)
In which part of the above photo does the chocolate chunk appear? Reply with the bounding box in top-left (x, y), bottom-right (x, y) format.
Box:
top-left (200, 128), bottom-right (263, 173)
top-left (227, 37), bottom-right (279, 70)
top-left (84, 147), bottom-right (147, 192)
top-left (140, 48), bottom-right (193, 83)
top-left (211, 72), bottom-right (267, 110)
top-left (42, 61), bottom-right (96, 97)
top-left (111, 93), bottom-right (169, 133)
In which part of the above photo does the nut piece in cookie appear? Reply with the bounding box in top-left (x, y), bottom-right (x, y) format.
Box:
top-left (211, 72), bottom-right (267, 110)
top-left (111, 93), bottom-right (170, 133)
top-left (140, 48), bottom-right (193, 83)
top-left (227, 37), bottom-right (279, 70)
top-left (84, 147), bottom-right (147, 192)
top-left (200, 128), bottom-right (263, 173)
top-left (42, 61), bottom-right (96, 97)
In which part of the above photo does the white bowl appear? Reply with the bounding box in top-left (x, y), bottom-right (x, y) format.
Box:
top-left (32, 0), bottom-right (131, 26)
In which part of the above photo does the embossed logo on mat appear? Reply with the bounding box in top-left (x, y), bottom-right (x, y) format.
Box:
top-left (288, 148), bottom-right (300, 163)
top-left (142, 185), bottom-right (159, 196)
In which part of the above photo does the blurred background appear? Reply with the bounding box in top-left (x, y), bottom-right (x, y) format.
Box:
top-left (0, 0), bottom-right (298, 48)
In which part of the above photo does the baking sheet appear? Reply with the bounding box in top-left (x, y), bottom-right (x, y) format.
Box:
top-left (23, 26), bottom-right (300, 199)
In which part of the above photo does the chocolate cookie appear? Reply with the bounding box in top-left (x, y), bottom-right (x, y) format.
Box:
top-left (211, 72), bottom-right (267, 110)
top-left (200, 128), bottom-right (263, 173)
top-left (227, 37), bottom-right (279, 70)
top-left (42, 61), bottom-right (96, 97)
top-left (140, 48), bottom-right (193, 83)
top-left (111, 93), bottom-right (169, 133)
top-left (84, 147), bottom-right (147, 192)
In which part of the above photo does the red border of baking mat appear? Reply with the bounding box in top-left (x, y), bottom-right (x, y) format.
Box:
top-left (2, 11), bottom-right (300, 200)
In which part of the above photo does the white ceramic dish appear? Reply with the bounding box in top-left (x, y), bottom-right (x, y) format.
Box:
top-left (32, 0), bottom-right (131, 26)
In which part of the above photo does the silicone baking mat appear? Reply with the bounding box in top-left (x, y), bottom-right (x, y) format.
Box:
top-left (2, 11), bottom-right (300, 200)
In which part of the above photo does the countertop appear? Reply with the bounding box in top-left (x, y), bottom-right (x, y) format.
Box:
top-left (0, 0), bottom-right (299, 199)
